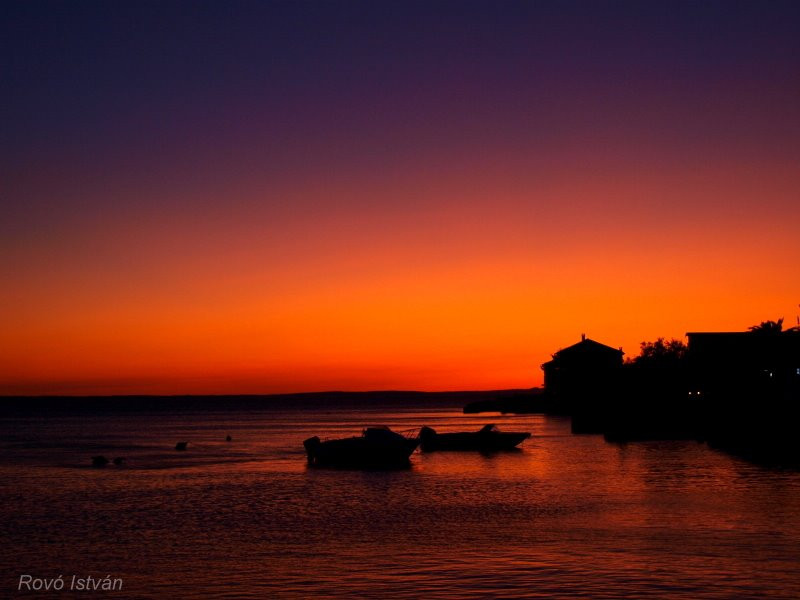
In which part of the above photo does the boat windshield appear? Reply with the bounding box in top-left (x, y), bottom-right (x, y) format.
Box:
top-left (363, 427), bottom-right (404, 441)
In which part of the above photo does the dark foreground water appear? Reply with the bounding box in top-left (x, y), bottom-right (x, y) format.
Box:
top-left (2, 403), bottom-right (800, 598)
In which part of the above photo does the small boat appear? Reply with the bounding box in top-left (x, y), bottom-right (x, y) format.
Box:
top-left (419, 424), bottom-right (530, 452)
top-left (303, 426), bottom-right (420, 468)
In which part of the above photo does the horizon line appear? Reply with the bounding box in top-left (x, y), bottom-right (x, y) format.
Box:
top-left (0, 388), bottom-right (541, 399)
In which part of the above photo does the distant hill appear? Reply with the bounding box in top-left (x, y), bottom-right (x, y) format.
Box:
top-left (0, 390), bottom-right (536, 416)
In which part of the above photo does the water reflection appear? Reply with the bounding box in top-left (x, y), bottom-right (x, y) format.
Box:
top-left (1, 407), bottom-right (799, 598)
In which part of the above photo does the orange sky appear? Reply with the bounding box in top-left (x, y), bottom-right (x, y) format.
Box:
top-left (2, 3), bottom-right (799, 395)
top-left (3, 160), bottom-right (798, 395)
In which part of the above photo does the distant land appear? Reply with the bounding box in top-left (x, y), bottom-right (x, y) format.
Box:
top-left (0, 389), bottom-right (539, 416)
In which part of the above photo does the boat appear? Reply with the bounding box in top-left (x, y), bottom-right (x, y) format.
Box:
top-left (419, 424), bottom-right (530, 452)
top-left (91, 455), bottom-right (109, 467)
top-left (303, 426), bottom-right (420, 468)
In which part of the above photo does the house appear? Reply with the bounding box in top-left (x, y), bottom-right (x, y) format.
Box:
top-left (541, 334), bottom-right (624, 412)
top-left (686, 329), bottom-right (800, 453)
top-left (686, 330), bottom-right (800, 402)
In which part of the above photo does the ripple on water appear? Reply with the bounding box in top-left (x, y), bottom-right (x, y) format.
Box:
top-left (1, 408), bottom-right (800, 598)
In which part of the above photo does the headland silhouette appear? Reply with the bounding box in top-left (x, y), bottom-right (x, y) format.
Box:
top-left (467, 318), bottom-right (800, 464)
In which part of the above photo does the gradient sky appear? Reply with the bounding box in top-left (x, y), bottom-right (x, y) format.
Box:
top-left (2, 1), bottom-right (799, 395)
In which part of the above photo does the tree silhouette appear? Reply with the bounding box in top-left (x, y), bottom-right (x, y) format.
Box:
top-left (628, 337), bottom-right (687, 366)
top-left (748, 318), bottom-right (784, 333)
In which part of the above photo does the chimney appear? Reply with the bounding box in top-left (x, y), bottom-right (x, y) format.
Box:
top-left (581, 333), bottom-right (586, 341)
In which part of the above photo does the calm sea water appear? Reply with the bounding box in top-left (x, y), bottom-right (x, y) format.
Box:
top-left (2, 403), bottom-right (800, 598)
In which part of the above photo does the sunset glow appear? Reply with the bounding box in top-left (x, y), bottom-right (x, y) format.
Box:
top-left (2, 2), bottom-right (799, 395)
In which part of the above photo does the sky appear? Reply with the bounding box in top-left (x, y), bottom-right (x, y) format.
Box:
top-left (2, 0), bottom-right (799, 395)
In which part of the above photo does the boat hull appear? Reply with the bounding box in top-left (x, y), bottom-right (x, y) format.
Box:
top-left (419, 426), bottom-right (530, 452)
top-left (304, 428), bottom-right (419, 468)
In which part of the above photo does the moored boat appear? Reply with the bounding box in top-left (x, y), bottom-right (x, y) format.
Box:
top-left (419, 424), bottom-right (530, 452)
top-left (303, 426), bottom-right (420, 468)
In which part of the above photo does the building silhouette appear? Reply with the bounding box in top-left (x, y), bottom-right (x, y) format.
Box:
top-left (687, 330), bottom-right (800, 402)
top-left (542, 335), bottom-right (623, 430)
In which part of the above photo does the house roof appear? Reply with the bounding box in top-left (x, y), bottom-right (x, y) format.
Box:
top-left (686, 332), bottom-right (752, 337)
top-left (686, 330), bottom-right (800, 358)
top-left (542, 336), bottom-right (623, 367)
top-left (687, 330), bottom-right (800, 337)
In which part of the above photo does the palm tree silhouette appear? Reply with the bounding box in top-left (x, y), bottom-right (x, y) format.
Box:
top-left (748, 318), bottom-right (784, 333)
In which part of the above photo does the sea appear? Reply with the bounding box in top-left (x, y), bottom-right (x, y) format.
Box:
top-left (2, 396), bottom-right (800, 598)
